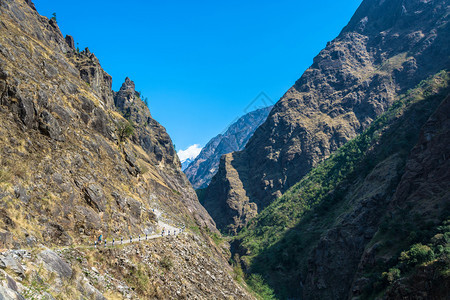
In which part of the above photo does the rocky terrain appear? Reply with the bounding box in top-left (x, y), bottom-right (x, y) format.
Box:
top-left (203, 0), bottom-right (450, 234)
top-left (0, 232), bottom-right (252, 299)
top-left (234, 70), bottom-right (450, 299)
top-left (185, 106), bottom-right (272, 190)
top-left (0, 0), bottom-right (254, 298)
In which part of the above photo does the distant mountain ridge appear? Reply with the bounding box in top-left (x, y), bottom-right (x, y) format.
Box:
top-left (181, 158), bottom-right (194, 171)
top-left (184, 106), bottom-right (272, 189)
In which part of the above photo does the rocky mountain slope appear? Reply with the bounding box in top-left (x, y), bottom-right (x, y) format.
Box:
top-left (234, 70), bottom-right (450, 299)
top-left (202, 0), bottom-right (450, 234)
top-left (185, 106), bottom-right (272, 190)
top-left (0, 0), bottom-right (253, 298)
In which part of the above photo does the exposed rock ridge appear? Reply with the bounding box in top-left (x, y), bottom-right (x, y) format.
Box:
top-left (185, 105), bottom-right (273, 189)
top-left (203, 0), bottom-right (450, 233)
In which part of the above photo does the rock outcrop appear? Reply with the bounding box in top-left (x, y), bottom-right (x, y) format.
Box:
top-left (203, 0), bottom-right (450, 233)
top-left (185, 106), bottom-right (272, 190)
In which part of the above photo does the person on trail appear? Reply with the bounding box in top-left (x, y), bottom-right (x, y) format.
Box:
top-left (139, 234), bottom-right (141, 242)
top-left (94, 241), bottom-right (97, 247)
top-left (112, 238), bottom-right (115, 246)
top-left (130, 236), bottom-right (132, 243)
top-left (121, 237), bottom-right (123, 244)
top-left (146, 233), bottom-right (148, 240)
top-left (98, 235), bottom-right (103, 243)
top-left (168, 230), bottom-right (170, 236)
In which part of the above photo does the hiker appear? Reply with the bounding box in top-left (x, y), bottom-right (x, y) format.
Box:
top-left (146, 233), bottom-right (148, 240)
top-left (130, 236), bottom-right (132, 243)
top-left (139, 234), bottom-right (141, 242)
top-left (121, 237), bottom-right (123, 244)
top-left (112, 238), bottom-right (115, 246)
top-left (94, 241), bottom-right (97, 248)
top-left (98, 234), bottom-right (103, 243)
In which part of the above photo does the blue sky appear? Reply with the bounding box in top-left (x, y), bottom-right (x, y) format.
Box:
top-left (34, 0), bottom-right (362, 152)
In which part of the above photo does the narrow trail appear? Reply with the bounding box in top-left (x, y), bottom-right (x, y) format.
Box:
top-left (92, 208), bottom-right (186, 249)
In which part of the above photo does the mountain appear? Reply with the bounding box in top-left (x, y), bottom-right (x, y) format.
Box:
top-left (0, 0), bottom-right (253, 298)
top-left (181, 158), bottom-right (194, 171)
top-left (234, 71), bottom-right (450, 299)
top-left (202, 0), bottom-right (450, 234)
top-left (185, 106), bottom-right (273, 190)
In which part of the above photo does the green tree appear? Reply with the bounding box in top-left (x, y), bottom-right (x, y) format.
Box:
top-left (400, 243), bottom-right (435, 266)
top-left (51, 12), bottom-right (57, 23)
top-left (117, 120), bottom-right (134, 143)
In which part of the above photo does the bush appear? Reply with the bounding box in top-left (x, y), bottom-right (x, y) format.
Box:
top-left (159, 256), bottom-right (173, 270)
top-left (400, 243), bottom-right (435, 266)
top-left (116, 120), bottom-right (134, 143)
top-left (382, 268), bottom-right (401, 284)
top-left (246, 274), bottom-right (276, 299)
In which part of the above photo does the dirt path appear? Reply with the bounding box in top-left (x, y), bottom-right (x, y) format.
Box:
top-left (94, 208), bottom-right (185, 248)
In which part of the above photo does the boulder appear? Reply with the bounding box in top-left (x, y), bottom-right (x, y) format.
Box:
top-left (0, 284), bottom-right (25, 300)
top-left (83, 184), bottom-right (106, 212)
top-left (38, 110), bottom-right (65, 141)
top-left (126, 198), bottom-right (142, 220)
top-left (0, 254), bottom-right (24, 277)
top-left (38, 249), bottom-right (72, 279)
top-left (42, 223), bottom-right (72, 246)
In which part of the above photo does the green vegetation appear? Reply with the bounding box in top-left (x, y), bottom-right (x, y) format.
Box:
top-left (246, 274), bottom-right (276, 300)
top-left (189, 225), bottom-right (201, 235)
top-left (234, 71), bottom-right (450, 299)
top-left (373, 219), bottom-right (450, 296)
top-left (50, 12), bottom-right (57, 23)
top-left (159, 256), bottom-right (173, 270)
top-left (116, 120), bottom-right (134, 143)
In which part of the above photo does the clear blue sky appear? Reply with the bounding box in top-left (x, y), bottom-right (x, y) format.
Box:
top-left (34, 0), bottom-right (362, 151)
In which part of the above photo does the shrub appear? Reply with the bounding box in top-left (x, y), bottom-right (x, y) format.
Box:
top-left (382, 268), bottom-right (401, 284)
top-left (160, 256), bottom-right (173, 270)
top-left (400, 243), bottom-right (435, 266)
top-left (116, 120), bottom-right (134, 143)
top-left (246, 274), bottom-right (276, 299)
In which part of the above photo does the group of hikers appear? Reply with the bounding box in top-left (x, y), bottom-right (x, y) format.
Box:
top-left (94, 225), bottom-right (186, 247)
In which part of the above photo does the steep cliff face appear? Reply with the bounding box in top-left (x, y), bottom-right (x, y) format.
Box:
top-left (203, 0), bottom-right (450, 233)
top-left (234, 72), bottom-right (450, 299)
top-left (0, 0), bottom-right (252, 298)
top-left (185, 106), bottom-right (272, 190)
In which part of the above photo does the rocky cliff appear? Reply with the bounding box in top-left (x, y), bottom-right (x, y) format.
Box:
top-left (0, 0), bottom-right (253, 298)
top-left (234, 71), bottom-right (450, 299)
top-left (185, 106), bottom-right (272, 190)
top-left (203, 0), bottom-right (450, 234)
